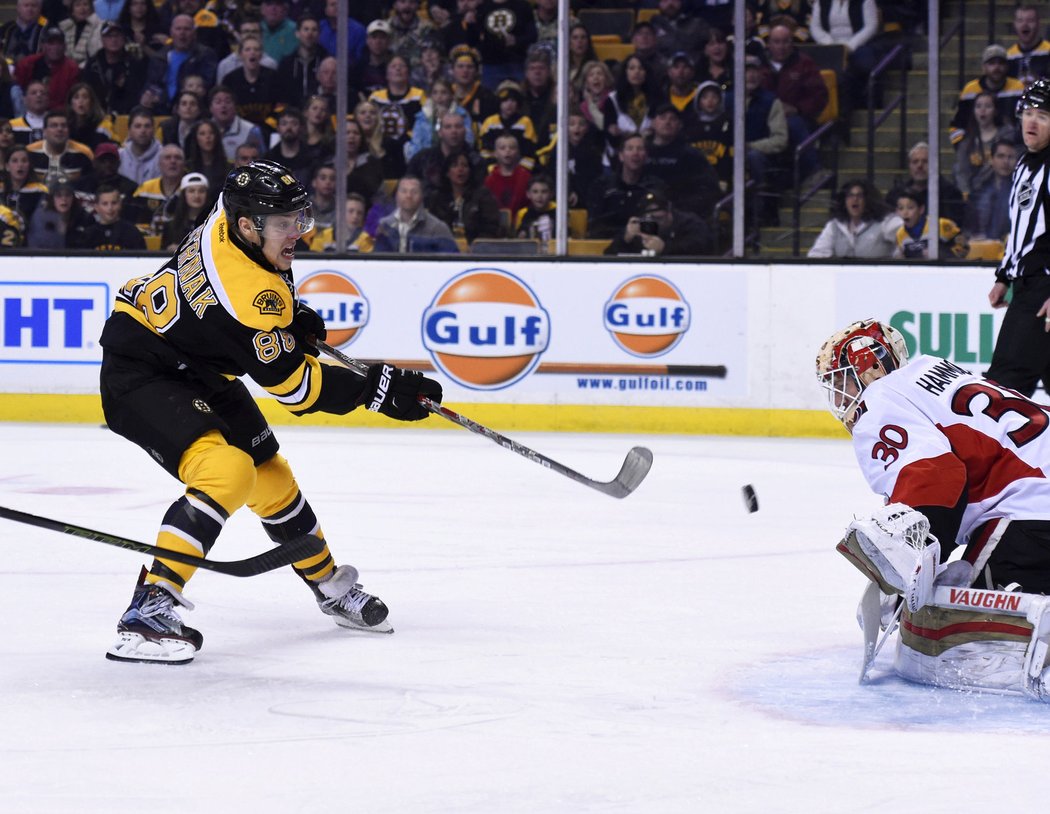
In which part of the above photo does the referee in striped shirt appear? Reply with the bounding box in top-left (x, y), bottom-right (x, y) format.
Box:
top-left (988, 78), bottom-right (1050, 397)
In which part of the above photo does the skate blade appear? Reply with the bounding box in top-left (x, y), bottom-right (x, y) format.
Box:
top-left (332, 617), bottom-right (395, 634)
top-left (105, 631), bottom-right (197, 664)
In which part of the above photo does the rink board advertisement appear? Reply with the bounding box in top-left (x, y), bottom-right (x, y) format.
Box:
top-left (0, 256), bottom-right (1005, 427)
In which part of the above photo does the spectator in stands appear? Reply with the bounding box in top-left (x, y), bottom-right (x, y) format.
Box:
top-left (645, 102), bottom-right (720, 220)
top-left (208, 85), bottom-right (265, 162)
top-left (0, 120), bottom-right (16, 162)
top-left (351, 19), bottom-right (394, 101)
top-left (886, 141), bottom-right (966, 230)
top-left (967, 138), bottom-right (1018, 242)
top-left (183, 119), bottom-right (228, 200)
top-left (259, 0), bottom-right (297, 64)
top-left (743, 55), bottom-right (789, 224)
top-left (521, 47), bottom-right (556, 154)
top-left (27, 172), bottom-right (93, 248)
top-left (278, 14), bottom-right (327, 109)
top-left (217, 15), bottom-right (278, 84)
top-left (0, 0), bottom-right (48, 63)
top-left (652, 0), bottom-right (709, 64)
top-left (1007, 4), bottom-right (1050, 86)
top-left (5, 145), bottom-right (48, 220)
top-left (389, 0), bottom-right (436, 71)
top-left (166, 0), bottom-right (228, 59)
top-left (354, 98), bottom-right (401, 177)
top-left (224, 35), bottom-right (282, 128)
top-left (307, 160), bottom-right (336, 229)
top-left (577, 60), bottom-right (617, 160)
top-left (604, 187), bottom-right (713, 257)
top-left (158, 89), bottom-right (202, 150)
top-left (16, 27), bottom-right (81, 111)
top-left (666, 52), bottom-right (701, 130)
top-left (309, 192), bottom-right (374, 253)
top-left (809, 0), bottom-right (880, 140)
top-left (608, 54), bottom-right (663, 144)
top-left (59, 0), bottom-right (103, 67)
top-left (756, 0), bottom-right (812, 41)
top-left (532, 0), bottom-right (565, 49)
top-left (65, 82), bottom-right (114, 150)
top-left (161, 170), bottom-right (208, 249)
top-left (484, 131), bottom-right (531, 214)
top-left (131, 141), bottom-right (184, 235)
top-left (160, 14), bottom-right (217, 105)
top-left (343, 115), bottom-right (384, 206)
top-left (464, 0), bottom-right (538, 89)
top-left (261, 107), bottom-right (313, 185)
top-left (82, 21), bottom-right (156, 115)
top-left (427, 147), bottom-right (501, 243)
top-left (304, 94), bottom-right (335, 158)
top-left (118, 106), bottom-right (159, 184)
top-left (369, 54), bottom-right (426, 172)
top-left (587, 132), bottom-right (668, 238)
top-left (407, 109), bottom-right (483, 195)
top-left (449, 43), bottom-right (498, 128)
top-left (0, 191), bottom-right (25, 246)
top-left (763, 16), bottom-right (826, 180)
top-left (405, 77), bottom-right (474, 162)
top-left (893, 186), bottom-right (967, 260)
top-left (807, 178), bottom-right (900, 259)
top-left (118, 0), bottom-right (167, 63)
top-left (79, 181), bottom-right (146, 249)
top-left (74, 140), bottom-right (136, 199)
top-left (410, 40), bottom-right (449, 93)
top-left (374, 174), bottom-right (459, 253)
top-left (692, 80), bottom-right (732, 192)
top-left (313, 55), bottom-right (339, 113)
top-left (10, 80), bottom-right (49, 146)
top-left (953, 90), bottom-right (1017, 198)
top-left (693, 0), bottom-right (733, 32)
top-left (318, 0), bottom-right (366, 73)
top-left (514, 173), bottom-right (555, 241)
top-left (28, 108), bottom-right (94, 183)
top-left (564, 110), bottom-right (604, 210)
top-left (0, 59), bottom-right (22, 122)
top-left (233, 142), bottom-right (261, 167)
top-left (949, 44), bottom-right (1025, 147)
top-left (567, 22), bottom-right (597, 95)
top-left (696, 27), bottom-right (731, 93)
top-left (479, 80), bottom-right (538, 171)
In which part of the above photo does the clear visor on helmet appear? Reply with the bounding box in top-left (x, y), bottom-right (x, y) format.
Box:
top-left (818, 362), bottom-right (862, 425)
top-left (259, 205), bottom-right (315, 240)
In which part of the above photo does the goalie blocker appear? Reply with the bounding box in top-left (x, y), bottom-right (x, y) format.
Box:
top-left (838, 504), bottom-right (1050, 701)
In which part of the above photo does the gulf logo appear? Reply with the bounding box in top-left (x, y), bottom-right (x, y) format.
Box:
top-left (422, 268), bottom-right (550, 390)
top-left (604, 275), bottom-right (691, 357)
top-left (296, 271), bottom-right (369, 347)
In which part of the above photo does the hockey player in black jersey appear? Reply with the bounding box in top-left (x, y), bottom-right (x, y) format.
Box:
top-left (98, 160), bottom-right (442, 663)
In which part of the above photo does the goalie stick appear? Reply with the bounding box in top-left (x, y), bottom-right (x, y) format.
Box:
top-left (0, 504), bottom-right (325, 577)
top-left (315, 340), bottom-right (654, 499)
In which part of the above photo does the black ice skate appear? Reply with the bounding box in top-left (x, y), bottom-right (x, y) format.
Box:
top-left (106, 567), bottom-right (203, 664)
top-left (317, 565), bottom-right (393, 633)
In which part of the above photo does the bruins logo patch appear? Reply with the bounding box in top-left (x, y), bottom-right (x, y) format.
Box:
top-left (254, 289), bottom-right (286, 315)
top-left (192, 399), bottom-right (212, 413)
top-left (236, 171), bottom-right (251, 187)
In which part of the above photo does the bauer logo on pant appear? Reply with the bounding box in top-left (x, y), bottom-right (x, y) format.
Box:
top-left (604, 275), bottom-right (691, 357)
top-left (296, 271), bottom-right (369, 347)
top-left (422, 268), bottom-right (550, 390)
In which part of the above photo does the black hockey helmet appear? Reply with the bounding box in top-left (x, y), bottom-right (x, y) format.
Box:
top-left (1017, 78), bottom-right (1050, 118)
top-left (222, 159), bottom-right (310, 232)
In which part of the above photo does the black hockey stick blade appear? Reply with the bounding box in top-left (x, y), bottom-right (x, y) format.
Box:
top-left (0, 504), bottom-right (324, 577)
top-left (314, 340), bottom-right (654, 499)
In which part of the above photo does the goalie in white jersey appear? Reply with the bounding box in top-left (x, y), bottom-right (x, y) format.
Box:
top-left (817, 319), bottom-right (1050, 699)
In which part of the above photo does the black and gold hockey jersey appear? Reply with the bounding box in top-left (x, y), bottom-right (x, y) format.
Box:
top-left (102, 201), bottom-right (364, 416)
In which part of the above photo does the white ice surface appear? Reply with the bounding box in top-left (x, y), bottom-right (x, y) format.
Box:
top-left (0, 422), bottom-right (1047, 814)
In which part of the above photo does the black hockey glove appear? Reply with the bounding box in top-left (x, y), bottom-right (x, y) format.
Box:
top-left (359, 363), bottom-right (442, 421)
top-left (289, 303), bottom-right (327, 356)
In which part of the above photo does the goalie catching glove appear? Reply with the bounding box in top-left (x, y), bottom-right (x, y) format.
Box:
top-left (359, 363), bottom-right (443, 421)
top-left (838, 503), bottom-right (944, 613)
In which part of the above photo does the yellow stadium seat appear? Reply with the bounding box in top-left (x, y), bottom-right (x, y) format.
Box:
top-left (594, 42), bottom-right (635, 64)
top-left (578, 9), bottom-right (635, 41)
top-left (636, 8), bottom-right (659, 24)
top-left (568, 208), bottom-right (588, 239)
top-left (817, 70), bottom-right (838, 125)
top-left (111, 114), bottom-right (129, 143)
top-left (967, 239), bottom-right (1004, 261)
top-left (568, 238), bottom-right (611, 256)
top-left (144, 235), bottom-right (162, 251)
top-left (590, 34), bottom-right (623, 44)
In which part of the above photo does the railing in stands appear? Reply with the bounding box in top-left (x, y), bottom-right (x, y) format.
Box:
top-left (791, 121), bottom-right (837, 256)
top-left (711, 180), bottom-right (756, 257)
top-left (864, 43), bottom-right (908, 184)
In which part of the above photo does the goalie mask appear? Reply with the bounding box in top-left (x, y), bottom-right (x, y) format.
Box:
top-left (816, 319), bottom-right (909, 431)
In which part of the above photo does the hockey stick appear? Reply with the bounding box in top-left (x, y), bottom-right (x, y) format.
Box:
top-left (315, 340), bottom-right (654, 499)
top-left (0, 504), bottom-right (325, 577)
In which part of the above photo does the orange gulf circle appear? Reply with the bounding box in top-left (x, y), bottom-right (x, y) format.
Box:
top-left (297, 271), bottom-right (366, 347)
top-left (609, 275), bottom-right (686, 356)
top-left (431, 270), bottom-right (540, 387)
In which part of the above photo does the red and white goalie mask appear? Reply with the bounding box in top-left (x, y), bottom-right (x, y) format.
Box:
top-left (816, 319), bottom-right (909, 431)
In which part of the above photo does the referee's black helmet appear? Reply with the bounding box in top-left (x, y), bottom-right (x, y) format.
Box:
top-left (1017, 78), bottom-right (1050, 118)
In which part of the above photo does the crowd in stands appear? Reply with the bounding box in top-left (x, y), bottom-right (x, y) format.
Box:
top-left (0, 0), bottom-right (1037, 258)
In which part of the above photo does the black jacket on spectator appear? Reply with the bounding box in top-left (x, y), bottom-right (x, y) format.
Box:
top-left (465, 0), bottom-right (538, 70)
top-left (603, 208), bottom-right (714, 256)
top-left (278, 48), bottom-right (329, 109)
top-left (407, 145), bottom-right (486, 195)
top-left (77, 217), bottom-right (147, 251)
top-left (586, 172), bottom-right (668, 238)
top-left (427, 183), bottom-right (502, 244)
top-left (346, 153), bottom-right (385, 207)
top-left (645, 136), bottom-right (721, 218)
top-left (82, 51), bottom-right (159, 115)
top-left (0, 20), bottom-right (46, 62)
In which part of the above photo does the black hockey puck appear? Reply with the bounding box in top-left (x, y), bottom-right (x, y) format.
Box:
top-left (742, 484), bottom-right (759, 513)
